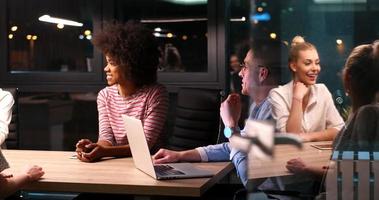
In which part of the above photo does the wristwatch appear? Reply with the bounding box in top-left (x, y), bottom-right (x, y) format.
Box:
top-left (224, 126), bottom-right (240, 138)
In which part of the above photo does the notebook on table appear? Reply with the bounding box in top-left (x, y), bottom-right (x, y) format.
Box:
top-left (121, 114), bottom-right (214, 180)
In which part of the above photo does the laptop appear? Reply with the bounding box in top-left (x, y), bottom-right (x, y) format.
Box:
top-left (122, 114), bottom-right (214, 180)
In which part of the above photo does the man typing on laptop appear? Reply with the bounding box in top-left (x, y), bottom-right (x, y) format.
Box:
top-left (153, 39), bottom-right (284, 186)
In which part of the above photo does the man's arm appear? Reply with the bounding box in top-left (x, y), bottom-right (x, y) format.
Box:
top-left (152, 149), bottom-right (201, 164)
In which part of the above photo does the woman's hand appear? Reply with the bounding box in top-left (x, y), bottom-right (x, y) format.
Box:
top-left (292, 81), bottom-right (308, 101)
top-left (286, 158), bottom-right (308, 174)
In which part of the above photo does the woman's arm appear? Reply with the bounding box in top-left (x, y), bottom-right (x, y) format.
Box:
top-left (286, 95), bottom-right (304, 133)
top-left (143, 85), bottom-right (169, 149)
top-left (286, 81), bottom-right (309, 133)
top-left (286, 158), bottom-right (325, 180)
top-left (299, 127), bottom-right (339, 142)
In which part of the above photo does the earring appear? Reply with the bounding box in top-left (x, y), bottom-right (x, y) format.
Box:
top-left (345, 90), bottom-right (350, 97)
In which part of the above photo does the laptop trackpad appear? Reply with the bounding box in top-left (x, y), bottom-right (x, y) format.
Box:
top-left (156, 163), bottom-right (214, 178)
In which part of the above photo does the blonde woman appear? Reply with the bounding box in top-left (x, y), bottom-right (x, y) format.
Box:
top-left (269, 36), bottom-right (344, 142)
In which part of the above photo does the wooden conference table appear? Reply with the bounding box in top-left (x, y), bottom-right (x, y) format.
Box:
top-left (248, 141), bottom-right (332, 180)
top-left (3, 150), bottom-right (234, 197)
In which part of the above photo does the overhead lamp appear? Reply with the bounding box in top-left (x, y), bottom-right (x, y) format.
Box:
top-left (230, 17), bottom-right (246, 22)
top-left (26, 35), bottom-right (32, 40)
top-left (38, 15), bottom-right (83, 27)
top-left (141, 18), bottom-right (207, 23)
top-left (11, 26), bottom-right (18, 32)
top-left (162, 0), bottom-right (207, 5)
top-left (154, 27), bottom-right (162, 32)
top-left (57, 23), bottom-right (64, 29)
top-left (8, 34), bottom-right (14, 39)
top-left (336, 39), bottom-right (343, 45)
top-left (84, 30), bottom-right (91, 36)
top-left (270, 33), bottom-right (277, 39)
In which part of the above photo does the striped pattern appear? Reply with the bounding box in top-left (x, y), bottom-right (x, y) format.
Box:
top-left (97, 84), bottom-right (168, 151)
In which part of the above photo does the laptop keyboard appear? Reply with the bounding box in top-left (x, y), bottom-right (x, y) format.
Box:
top-left (154, 165), bottom-right (185, 176)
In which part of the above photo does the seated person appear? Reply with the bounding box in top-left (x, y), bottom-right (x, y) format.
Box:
top-left (0, 88), bottom-right (14, 146)
top-left (269, 36), bottom-right (344, 142)
top-left (76, 21), bottom-right (169, 162)
top-left (287, 40), bottom-right (379, 179)
top-left (153, 39), bottom-right (283, 186)
top-left (0, 90), bottom-right (44, 199)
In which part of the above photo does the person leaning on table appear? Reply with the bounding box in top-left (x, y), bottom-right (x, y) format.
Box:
top-left (0, 89), bottom-right (44, 199)
top-left (75, 21), bottom-right (169, 162)
top-left (287, 40), bottom-right (379, 178)
top-left (153, 39), bottom-right (284, 187)
top-left (268, 36), bottom-right (344, 142)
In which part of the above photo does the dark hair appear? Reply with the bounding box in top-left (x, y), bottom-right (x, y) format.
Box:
top-left (343, 40), bottom-right (379, 105)
top-left (250, 39), bottom-right (287, 84)
top-left (92, 21), bottom-right (160, 87)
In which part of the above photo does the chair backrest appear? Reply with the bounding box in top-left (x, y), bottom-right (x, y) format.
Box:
top-left (2, 88), bottom-right (19, 149)
top-left (326, 151), bottom-right (379, 200)
top-left (166, 88), bottom-right (223, 150)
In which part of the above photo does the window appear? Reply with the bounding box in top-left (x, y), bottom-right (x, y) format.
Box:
top-left (0, 0), bottom-right (103, 87)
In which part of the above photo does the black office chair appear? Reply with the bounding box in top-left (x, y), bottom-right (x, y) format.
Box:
top-left (166, 88), bottom-right (223, 150)
top-left (2, 88), bottom-right (19, 149)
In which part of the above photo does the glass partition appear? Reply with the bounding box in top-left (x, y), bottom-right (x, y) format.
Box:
top-left (115, 0), bottom-right (208, 73)
top-left (7, 0), bottom-right (100, 73)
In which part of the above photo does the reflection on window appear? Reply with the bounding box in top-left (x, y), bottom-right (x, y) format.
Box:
top-left (115, 0), bottom-right (208, 72)
top-left (7, 0), bottom-right (99, 73)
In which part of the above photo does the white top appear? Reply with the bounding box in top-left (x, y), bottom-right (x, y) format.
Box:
top-left (268, 81), bottom-right (344, 133)
top-left (0, 89), bottom-right (14, 145)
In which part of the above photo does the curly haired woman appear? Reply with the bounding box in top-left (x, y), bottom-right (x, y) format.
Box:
top-left (75, 21), bottom-right (168, 162)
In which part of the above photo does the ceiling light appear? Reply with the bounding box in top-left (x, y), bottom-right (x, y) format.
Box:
top-left (84, 30), bottom-right (91, 36)
top-left (162, 0), bottom-right (207, 5)
top-left (39, 15), bottom-right (83, 27)
top-left (11, 26), bottom-right (18, 32)
top-left (57, 23), bottom-right (64, 29)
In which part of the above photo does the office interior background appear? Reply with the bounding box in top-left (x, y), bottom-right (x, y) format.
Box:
top-left (0, 0), bottom-right (378, 151)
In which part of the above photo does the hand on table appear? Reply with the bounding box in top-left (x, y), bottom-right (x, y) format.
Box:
top-left (24, 165), bottom-right (44, 182)
top-left (286, 157), bottom-right (308, 174)
top-left (76, 139), bottom-right (105, 162)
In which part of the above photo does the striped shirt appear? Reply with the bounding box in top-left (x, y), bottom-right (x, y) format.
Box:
top-left (97, 84), bottom-right (168, 152)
